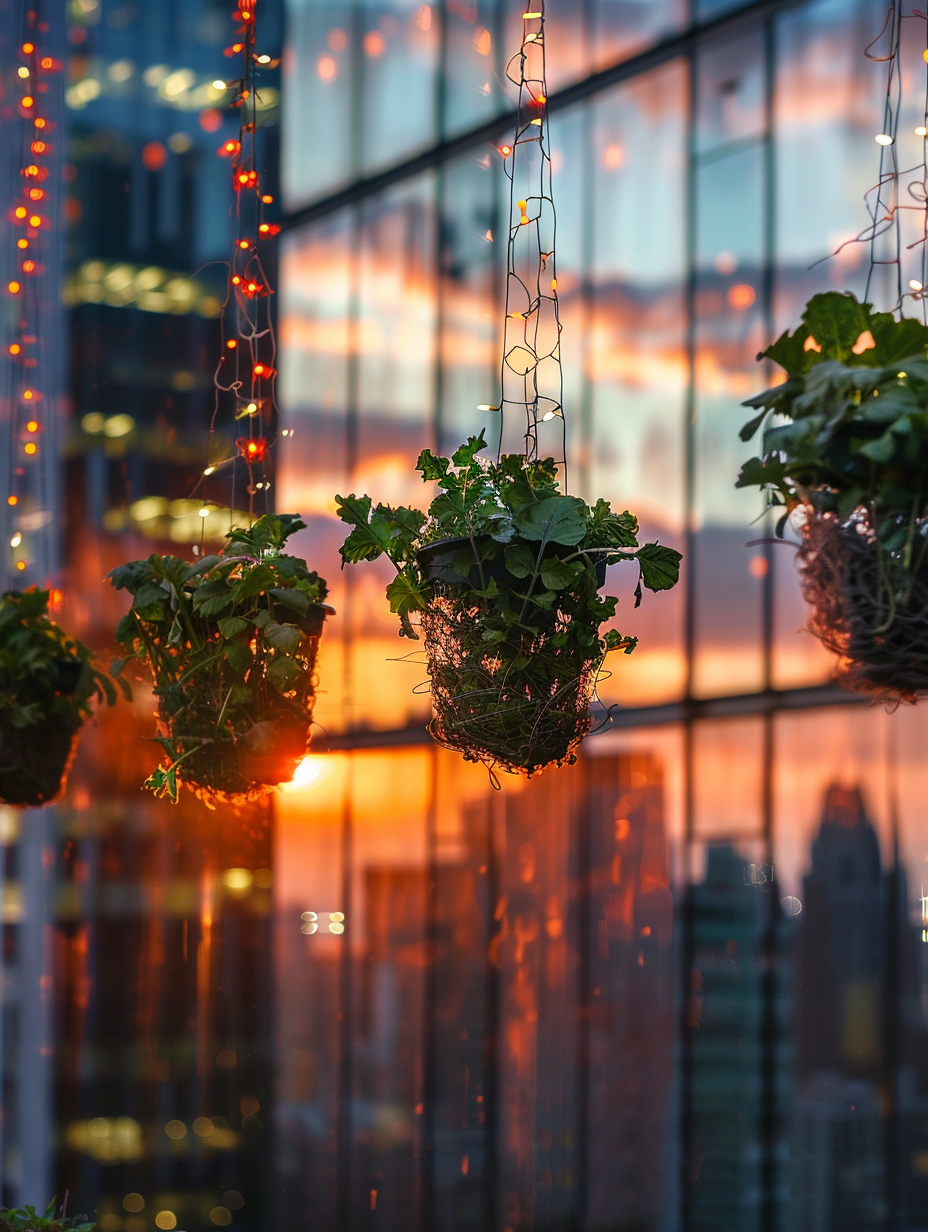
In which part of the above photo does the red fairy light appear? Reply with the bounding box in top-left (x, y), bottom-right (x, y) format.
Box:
top-left (258, 223), bottom-right (280, 236)
top-left (236, 437), bottom-right (267, 463)
top-left (218, 139), bottom-right (241, 157)
top-left (235, 169), bottom-right (258, 190)
top-left (252, 363), bottom-right (276, 378)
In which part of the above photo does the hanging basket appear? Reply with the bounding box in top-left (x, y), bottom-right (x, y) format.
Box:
top-left (418, 536), bottom-right (607, 776)
top-left (0, 591), bottom-right (124, 808)
top-left (797, 509), bottom-right (928, 703)
top-left (110, 514), bottom-right (332, 804)
top-left (0, 656), bottom-right (85, 807)
top-left (0, 712), bottom-right (82, 808)
top-left (150, 602), bottom-right (329, 804)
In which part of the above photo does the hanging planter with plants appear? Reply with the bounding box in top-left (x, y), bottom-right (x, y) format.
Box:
top-left (109, 514), bottom-right (332, 804)
top-left (335, 0), bottom-right (681, 776)
top-left (738, 291), bottom-right (928, 701)
top-left (337, 435), bottom-right (680, 776)
top-left (0, 589), bottom-right (125, 807)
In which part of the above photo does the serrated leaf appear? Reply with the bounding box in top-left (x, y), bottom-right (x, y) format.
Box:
top-left (386, 572), bottom-right (428, 617)
top-left (515, 495), bottom-right (587, 546)
top-left (196, 593), bottom-right (234, 618)
top-left (267, 655), bottom-right (300, 690)
top-left (636, 542), bottom-right (682, 592)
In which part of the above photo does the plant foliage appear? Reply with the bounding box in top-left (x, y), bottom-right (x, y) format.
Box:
top-left (0, 589), bottom-right (124, 806)
top-left (737, 291), bottom-right (928, 585)
top-left (110, 513), bottom-right (330, 803)
top-left (0, 1200), bottom-right (94, 1232)
top-left (737, 290), bottom-right (928, 697)
top-left (336, 435), bottom-right (681, 773)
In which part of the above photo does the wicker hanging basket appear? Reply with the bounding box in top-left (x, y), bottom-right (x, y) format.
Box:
top-left (798, 508), bottom-right (928, 703)
top-left (418, 537), bottom-right (607, 776)
top-left (148, 602), bottom-right (329, 804)
top-left (0, 657), bottom-right (85, 807)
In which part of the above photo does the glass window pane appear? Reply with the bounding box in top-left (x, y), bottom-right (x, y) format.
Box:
top-left (282, 0), bottom-right (355, 206)
top-left (278, 215), bottom-right (353, 733)
top-left (358, 0), bottom-right (439, 173)
top-left (443, 0), bottom-right (505, 137)
top-left (592, 0), bottom-right (685, 72)
top-left (588, 63), bottom-right (688, 707)
top-left (438, 149), bottom-right (503, 455)
top-left (692, 143), bottom-right (768, 698)
top-left (351, 175), bottom-right (438, 732)
top-left (695, 25), bottom-right (765, 155)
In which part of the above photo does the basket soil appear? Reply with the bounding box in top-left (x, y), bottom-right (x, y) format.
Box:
top-left (799, 510), bottom-right (928, 703)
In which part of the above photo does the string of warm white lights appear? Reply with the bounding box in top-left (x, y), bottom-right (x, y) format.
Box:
top-left (4, 6), bottom-right (62, 582)
top-left (197, 0), bottom-right (281, 527)
top-left (827, 4), bottom-right (928, 315)
top-left (489, 0), bottom-right (567, 478)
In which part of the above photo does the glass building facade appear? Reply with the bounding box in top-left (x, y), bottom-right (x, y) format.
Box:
top-left (272, 0), bottom-right (928, 1229)
top-left (2, 0), bottom-right (928, 1230)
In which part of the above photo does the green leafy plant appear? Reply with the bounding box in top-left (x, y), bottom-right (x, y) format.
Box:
top-left (0, 589), bottom-right (125, 807)
top-left (0, 1200), bottom-right (94, 1231)
top-left (737, 290), bottom-right (928, 698)
top-left (337, 434), bottom-right (681, 775)
top-left (109, 513), bottom-right (331, 803)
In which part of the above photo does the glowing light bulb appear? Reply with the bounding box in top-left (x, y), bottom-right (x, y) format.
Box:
top-left (917, 126), bottom-right (928, 137)
top-left (26, 421), bottom-right (37, 432)
top-left (14, 207), bottom-right (26, 219)
top-left (23, 442), bottom-right (36, 455)
top-left (910, 279), bottom-right (923, 291)
top-left (7, 497), bottom-right (16, 506)
top-left (8, 282), bottom-right (21, 294)
top-left (17, 67), bottom-right (29, 79)
top-left (8, 344), bottom-right (20, 355)
top-left (10, 534), bottom-right (21, 548)
top-left (477, 403), bottom-right (498, 412)
top-left (875, 132), bottom-right (894, 145)
top-left (212, 80), bottom-right (227, 90)
top-left (203, 465), bottom-right (215, 476)
top-left (198, 506), bottom-right (210, 518)
top-left (226, 339), bottom-right (237, 349)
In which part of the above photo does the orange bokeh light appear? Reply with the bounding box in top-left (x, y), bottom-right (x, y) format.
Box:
top-left (7, 496), bottom-right (17, 507)
top-left (728, 283), bottom-right (757, 309)
top-left (22, 42), bottom-right (34, 53)
top-left (14, 207), bottom-right (27, 219)
top-left (23, 442), bottom-right (37, 455)
top-left (142, 141), bottom-right (168, 171)
top-left (26, 421), bottom-right (37, 433)
top-left (29, 215), bottom-right (41, 226)
top-left (8, 345), bottom-right (21, 356)
top-left (8, 282), bottom-right (21, 294)
top-left (21, 96), bottom-right (34, 108)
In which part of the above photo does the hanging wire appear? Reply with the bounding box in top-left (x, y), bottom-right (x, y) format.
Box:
top-left (493, 0), bottom-right (568, 488)
top-left (3, 5), bottom-right (62, 585)
top-left (820, 3), bottom-right (928, 318)
top-left (192, 0), bottom-right (282, 532)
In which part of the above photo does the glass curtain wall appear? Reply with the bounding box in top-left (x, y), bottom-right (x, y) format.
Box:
top-left (272, 0), bottom-right (928, 1230)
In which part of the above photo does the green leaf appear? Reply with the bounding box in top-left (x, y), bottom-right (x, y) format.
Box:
top-left (636, 542), bottom-right (682, 592)
top-left (539, 557), bottom-right (584, 590)
top-left (416, 449), bottom-right (450, 482)
top-left (269, 587), bottom-right (310, 616)
top-left (857, 428), bottom-right (898, 463)
top-left (217, 615), bottom-right (248, 638)
top-left (799, 291), bottom-right (871, 363)
top-left (263, 622), bottom-right (302, 653)
top-left (230, 563), bottom-right (277, 602)
top-left (223, 640), bottom-right (253, 674)
top-left (197, 593), bottom-right (234, 618)
top-left (504, 542), bottom-right (537, 578)
top-left (514, 495), bottom-right (587, 546)
top-left (184, 554), bottom-right (222, 580)
top-left (385, 572), bottom-right (428, 617)
top-left (267, 656), bottom-right (300, 690)
top-left (451, 432), bottom-right (488, 468)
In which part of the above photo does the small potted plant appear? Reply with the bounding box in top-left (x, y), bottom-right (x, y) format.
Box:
top-left (337, 433), bottom-right (681, 776)
top-left (109, 513), bottom-right (332, 803)
top-left (0, 589), bottom-right (124, 808)
top-left (738, 289), bottom-right (928, 700)
top-left (0, 1201), bottom-right (96, 1232)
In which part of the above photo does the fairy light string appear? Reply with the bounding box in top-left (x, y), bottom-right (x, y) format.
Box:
top-left (199, 0), bottom-right (281, 528)
top-left (4, 8), bottom-right (62, 582)
top-left (493, 0), bottom-right (567, 482)
top-left (828, 4), bottom-right (928, 316)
